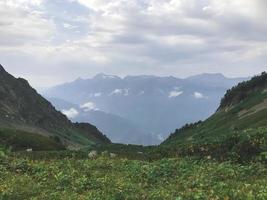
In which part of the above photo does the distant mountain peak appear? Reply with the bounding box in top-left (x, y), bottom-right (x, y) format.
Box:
top-left (188, 73), bottom-right (226, 80)
top-left (93, 73), bottom-right (120, 80)
top-left (125, 75), bottom-right (157, 79)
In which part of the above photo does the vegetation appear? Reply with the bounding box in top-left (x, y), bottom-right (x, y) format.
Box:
top-left (1, 152), bottom-right (266, 200)
top-left (1, 68), bottom-right (267, 199)
top-left (218, 72), bottom-right (267, 110)
top-left (162, 72), bottom-right (267, 163)
top-left (0, 128), bottom-right (65, 151)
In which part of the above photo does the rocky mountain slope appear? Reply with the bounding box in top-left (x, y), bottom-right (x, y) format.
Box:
top-left (0, 64), bottom-right (110, 150)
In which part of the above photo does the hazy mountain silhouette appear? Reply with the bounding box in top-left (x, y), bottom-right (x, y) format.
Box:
top-left (44, 73), bottom-right (248, 145)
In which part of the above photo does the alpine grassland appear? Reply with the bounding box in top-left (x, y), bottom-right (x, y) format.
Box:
top-left (0, 150), bottom-right (267, 200)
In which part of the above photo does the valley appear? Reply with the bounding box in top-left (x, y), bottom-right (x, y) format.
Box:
top-left (0, 65), bottom-right (266, 199)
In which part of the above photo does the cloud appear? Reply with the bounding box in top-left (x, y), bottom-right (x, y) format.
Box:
top-left (80, 101), bottom-right (98, 111)
top-left (94, 92), bottom-right (102, 97)
top-left (62, 108), bottom-right (79, 119)
top-left (1, 0), bottom-right (267, 87)
top-left (194, 92), bottom-right (205, 99)
top-left (109, 89), bottom-right (123, 96)
top-left (62, 23), bottom-right (78, 30)
top-left (0, 0), bottom-right (54, 46)
top-left (109, 88), bottom-right (129, 96)
top-left (169, 91), bottom-right (183, 98)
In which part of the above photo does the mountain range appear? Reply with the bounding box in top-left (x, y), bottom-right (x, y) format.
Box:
top-left (43, 72), bottom-right (247, 145)
top-left (0, 63), bottom-right (266, 162)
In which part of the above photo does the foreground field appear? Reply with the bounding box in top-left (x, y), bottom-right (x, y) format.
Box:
top-left (0, 153), bottom-right (266, 200)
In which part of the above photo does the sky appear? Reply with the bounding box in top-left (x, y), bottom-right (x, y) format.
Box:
top-left (0, 0), bottom-right (267, 88)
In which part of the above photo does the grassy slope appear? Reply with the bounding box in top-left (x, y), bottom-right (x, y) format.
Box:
top-left (0, 128), bottom-right (65, 151)
top-left (164, 90), bottom-right (267, 145)
top-left (160, 80), bottom-right (267, 162)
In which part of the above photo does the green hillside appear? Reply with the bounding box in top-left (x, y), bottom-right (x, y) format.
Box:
top-left (0, 128), bottom-right (65, 151)
top-left (162, 72), bottom-right (267, 162)
top-left (0, 64), bottom-right (110, 150)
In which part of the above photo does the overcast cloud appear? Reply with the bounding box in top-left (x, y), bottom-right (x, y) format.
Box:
top-left (0, 0), bottom-right (267, 87)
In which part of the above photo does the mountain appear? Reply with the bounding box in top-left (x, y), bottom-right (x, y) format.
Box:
top-left (48, 97), bottom-right (159, 145)
top-left (0, 64), bottom-right (110, 150)
top-left (162, 72), bottom-right (267, 162)
top-left (185, 73), bottom-right (246, 88)
top-left (43, 73), bottom-right (247, 144)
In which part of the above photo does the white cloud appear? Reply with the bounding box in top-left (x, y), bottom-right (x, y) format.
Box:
top-left (80, 101), bottom-right (98, 111)
top-left (76, 0), bottom-right (113, 12)
top-left (4, 0), bottom-right (43, 9)
top-left (168, 86), bottom-right (183, 98)
top-left (1, 0), bottom-right (267, 87)
top-left (63, 23), bottom-right (77, 30)
top-left (0, 1), bottom-right (54, 46)
top-left (109, 88), bottom-right (129, 96)
top-left (109, 89), bottom-right (123, 96)
top-left (62, 108), bottom-right (79, 119)
top-left (194, 92), bottom-right (206, 99)
top-left (94, 92), bottom-right (102, 97)
top-left (169, 91), bottom-right (183, 98)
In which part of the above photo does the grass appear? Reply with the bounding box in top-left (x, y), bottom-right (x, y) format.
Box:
top-left (0, 153), bottom-right (266, 200)
top-left (164, 87), bottom-right (267, 143)
top-left (0, 128), bottom-right (65, 151)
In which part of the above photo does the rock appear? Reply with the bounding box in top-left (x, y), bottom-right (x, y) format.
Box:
top-left (88, 150), bottom-right (98, 159)
top-left (110, 153), bottom-right (117, 158)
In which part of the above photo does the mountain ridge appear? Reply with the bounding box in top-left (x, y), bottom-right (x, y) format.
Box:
top-left (44, 72), bottom-right (248, 144)
top-left (0, 64), bottom-right (110, 150)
